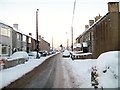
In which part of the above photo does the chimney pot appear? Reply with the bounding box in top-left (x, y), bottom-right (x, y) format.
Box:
top-left (13, 24), bottom-right (18, 29)
top-left (85, 25), bottom-right (89, 30)
top-left (89, 20), bottom-right (94, 26)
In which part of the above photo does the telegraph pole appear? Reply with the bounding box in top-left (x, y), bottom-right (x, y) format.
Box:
top-left (71, 0), bottom-right (76, 51)
top-left (36, 9), bottom-right (39, 58)
top-left (52, 36), bottom-right (53, 50)
top-left (71, 26), bottom-right (73, 51)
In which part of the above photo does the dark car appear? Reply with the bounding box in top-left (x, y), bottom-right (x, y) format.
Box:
top-left (39, 51), bottom-right (48, 57)
top-left (28, 51), bottom-right (41, 59)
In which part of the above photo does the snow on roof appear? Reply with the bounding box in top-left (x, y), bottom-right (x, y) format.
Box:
top-left (0, 20), bottom-right (12, 28)
top-left (76, 12), bottom-right (109, 40)
top-left (0, 19), bottom-right (30, 37)
top-left (12, 27), bottom-right (29, 36)
top-left (108, 1), bottom-right (119, 3)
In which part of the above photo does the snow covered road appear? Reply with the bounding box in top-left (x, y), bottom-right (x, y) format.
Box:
top-left (4, 53), bottom-right (84, 88)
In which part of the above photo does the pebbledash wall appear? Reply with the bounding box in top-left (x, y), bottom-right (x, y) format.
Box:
top-left (76, 2), bottom-right (120, 58)
top-left (0, 22), bottom-right (12, 57)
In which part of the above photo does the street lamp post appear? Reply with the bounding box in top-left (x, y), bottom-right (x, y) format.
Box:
top-left (36, 9), bottom-right (39, 58)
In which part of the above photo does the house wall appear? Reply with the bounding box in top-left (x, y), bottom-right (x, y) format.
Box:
top-left (39, 38), bottom-right (50, 51)
top-left (93, 12), bottom-right (119, 58)
top-left (76, 2), bottom-right (119, 59)
top-left (0, 23), bottom-right (12, 56)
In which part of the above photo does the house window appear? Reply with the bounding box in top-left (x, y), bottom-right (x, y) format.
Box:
top-left (0, 44), bottom-right (11, 56)
top-left (28, 37), bottom-right (31, 43)
top-left (17, 33), bottom-right (21, 40)
top-left (2, 44), bottom-right (7, 54)
top-left (23, 35), bottom-right (26, 42)
top-left (0, 27), bottom-right (11, 37)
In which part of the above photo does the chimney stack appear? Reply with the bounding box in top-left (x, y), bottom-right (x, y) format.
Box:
top-left (13, 24), bottom-right (18, 29)
top-left (85, 25), bottom-right (89, 30)
top-left (89, 20), bottom-right (94, 26)
top-left (108, 2), bottom-right (119, 12)
top-left (39, 35), bottom-right (41, 40)
top-left (29, 33), bottom-right (32, 36)
top-left (95, 14), bottom-right (102, 22)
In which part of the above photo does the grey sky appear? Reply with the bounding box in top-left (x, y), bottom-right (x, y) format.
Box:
top-left (0, 0), bottom-right (118, 48)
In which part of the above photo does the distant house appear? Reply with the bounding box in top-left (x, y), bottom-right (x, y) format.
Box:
top-left (39, 35), bottom-right (50, 51)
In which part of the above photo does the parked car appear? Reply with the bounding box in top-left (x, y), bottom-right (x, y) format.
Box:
top-left (0, 57), bottom-right (7, 70)
top-left (3, 51), bottom-right (29, 69)
top-left (62, 50), bottom-right (70, 57)
top-left (28, 51), bottom-right (41, 59)
top-left (39, 51), bottom-right (48, 57)
top-left (9, 51), bottom-right (29, 61)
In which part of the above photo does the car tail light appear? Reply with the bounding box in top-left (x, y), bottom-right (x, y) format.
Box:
top-left (0, 59), bottom-right (5, 66)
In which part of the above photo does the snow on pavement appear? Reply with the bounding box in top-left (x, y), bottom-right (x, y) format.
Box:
top-left (0, 53), bottom-right (58, 89)
top-left (62, 51), bottom-right (119, 88)
top-left (62, 58), bottom-right (96, 88)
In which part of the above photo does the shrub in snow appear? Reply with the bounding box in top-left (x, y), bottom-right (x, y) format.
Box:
top-left (91, 66), bottom-right (99, 88)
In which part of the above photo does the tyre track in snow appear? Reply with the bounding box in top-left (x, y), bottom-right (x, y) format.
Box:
top-left (62, 57), bottom-right (82, 88)
top-left (53, 54), bottom-right (82, 88)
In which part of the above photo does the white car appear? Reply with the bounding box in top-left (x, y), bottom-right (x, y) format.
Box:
top-left (28, 51), bottom-right (41, 59)
top-left (7, 51), bottom-right (29, 67)
top-left (9, 51), bottom-right (29, 60)
top-left (62, 50), bottom-right (70, 57)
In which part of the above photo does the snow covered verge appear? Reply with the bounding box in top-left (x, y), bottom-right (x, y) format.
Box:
top-left (95, 51), bottom-right (119, 88)
top-left (65, 51), bottom-right (119, 88)
top-left (0, 52), bottom-right (59, 89)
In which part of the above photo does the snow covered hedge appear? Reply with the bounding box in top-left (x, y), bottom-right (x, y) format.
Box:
top-left (92, 51), bottom-right (119, 88)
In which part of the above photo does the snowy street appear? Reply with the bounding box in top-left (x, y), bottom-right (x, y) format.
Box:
top-left (2, 53), bottom-right (83, 88)
top-left (0, 0), bottom-right (120, 89)
top-left (1, 51), bottom-right (119, 89)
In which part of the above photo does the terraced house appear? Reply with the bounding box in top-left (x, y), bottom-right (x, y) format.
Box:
top-left (0, 21), bottom-right (50, 57)
top-left (0, 21), bottom-right (12, 57)
top-left (76, 2), bottom-right (120, 58)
